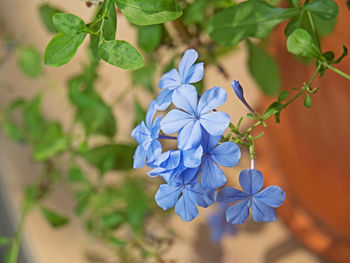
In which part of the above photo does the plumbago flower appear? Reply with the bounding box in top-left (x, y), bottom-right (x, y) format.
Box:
top-left (217, 169), bottom-right (286, 224)
top-left (131, 49), bottom-right (286, 224)
top-left (155, 49), bottom-right (204, 110)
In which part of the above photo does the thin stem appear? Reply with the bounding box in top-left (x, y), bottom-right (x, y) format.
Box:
top-left (158, 135), bottom-right (177, 140)
top-left (307, 11), bottom-right (321, 49)
top-left (320, 62), bottom-right (350, 80)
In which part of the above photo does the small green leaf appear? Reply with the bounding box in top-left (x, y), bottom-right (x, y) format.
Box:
top-left (137, 24), bottom-right (163, 53)
top-left (284, 14), bottom-right (302, 36)
top-left (99, 40), bottom-right (143, 70)
top-left (101, 211), bottom-right (125, 230)
top-left (115, 0), bottom-right (182, 25)
top-left (331, 45), bottom-right (348, 64)
top-left (17, 46), bottom-right (42, 78)
top-left (262, 101), bottom-right (283, 119)
top-left (207, 1), bottom-right (298, 46)
top-left (44, 32), bottom-right (86, 67)
top-left (304, 0), bottom-right (338, 20)
top-left (108, 236), bottom-right (126, 247)
top-left (40, 207), bottom-right (69, 228)
top-left (286, 29), bottom-right (322, 58)
top-left (24, 95), bottom-right (45, 139)
top-left (2, 122), bottom-right (23, 142)
top-left (278, 90), bottom-right (290, 102)
top-left (304, 93), bottom-right (312, 108)
top-left (53, 13), bottom-right (87, 35)
top-left (75, 190), bottom-right (91, 216)
top-left (38, 4), bottom-right (63, 33)
top-left (68, 166), bottom-right (89, 184)
top-left (83, 144), bottom-right (136, 173)
top-left (247, 113), bottom-right (258, 119)
top-left (247, 41), bottom-right (280, 96)
top-left (33, 122), bottom-right (69, 161)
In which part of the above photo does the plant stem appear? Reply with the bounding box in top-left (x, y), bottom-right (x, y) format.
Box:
top-left (320, 62), bottom-right (350, 80)
top-left (307, 11), bottom-right (321, 49)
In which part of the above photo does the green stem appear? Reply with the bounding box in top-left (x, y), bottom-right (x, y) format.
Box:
top-left (320, 62), bottom-right (350, 80)
top-left (307, 11), bottom-right (321, 49)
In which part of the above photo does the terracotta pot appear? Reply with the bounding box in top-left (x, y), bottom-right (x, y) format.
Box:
top-left (256, 1), bottom-right (350, 262)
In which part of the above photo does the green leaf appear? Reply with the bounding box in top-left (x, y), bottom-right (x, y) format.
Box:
top-left (131, 62), bottom-right (156, 93)
top-left (278, 90), bottom-right (290, 101)
top-left (17, 46), bottom-right (42, 78)
top-left (286, 29), bottom-right (321, 58)
top-left (40, 207), bottom-right (69, 227)
top-left (52, 13), bottom-right (87, 35)
top-left (304, 0), bottom-right (338, 20)
top-left (137, 24), bottom-right (163, 53)
top-left (304, 93), bottom-right (312, 108)
top-left (83, 144), bottom-right (136, 174)
top-left (292, 0), bottom-right (301, 7)
top-left (75, 190), bottom-right (91, 216)
top-left (0, 236), bottom-right (10, 246)
top-left (284, 14), bottom-right (302, 36)
top-left (99, 40), bottom-right (143, 70)
top-left (331, 45), bottom-right (348, 64)
top-left (90, 0), bottom-right (117, 60)
top-left (207, 1), bottom-right (298, 46)
top-left (68, 83), bottom-right (116, 137)
top-left (2, 122), bottom-right (23, 142)
top-left (108, 236), bottom-right (126, 247)
top-left (347, 0), bottom-right (350, 10)
top-left (101, 211), bottom-right (125, 230)
top-left (262, 101), bottom-right (283, 119)
top-left (247, 41), bottom-right (280, 96)
top-left (115, 0), bottom-right (182, 25)
top-left (44, 32), bottom-right (86, 66)
top-left (38, 4), bottom-right (63, 33)
top-left (133, 98), bottom-right (147, 127)
top-left (24, 95), bottom-right (45, 139)
top-left (68, 166), bottom-right (89, 184)
top-left (33, 122), bottom-right (69, 161)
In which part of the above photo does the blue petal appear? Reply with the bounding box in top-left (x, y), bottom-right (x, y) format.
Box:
top-left (226, 200), bottom-right (250, 224)
top-left (133, 144), bottom-right (148, 169)
top-left (200, 112), bottom-right (230, 136)
top-left (150, 116), bottom-right (161, 138)
top-left (254, 186), bottom-right (286, 207)
top-left (131, 121), bottom-right (150, 145)
top-left (147, 167), bottom-right (165, 177)
top-left (186, 183), bottom-right (216, 208)
top-left (184, 62), bottom-right (204, 84)
top-left (158, 68), bottom-right (181, 90)
top-left (145, 101), bottom-right (157, 129)
top-left (155, 184), bottom-right (182, 210)
top-left (201, 156), bottom-right (227, 189)
top-left (172, 84), bottom-right (198, 116)
top-left (178, 49), bottom-right (198, 82)
top-left (159, 150), bottom-right (181, 170)
top-left (211, 142), bottom-right (241, 167)
top-left (178, 120), bottom-right (202, 150)
top-left (251, 199), bottom-right (276, 222)
top-left (174, 167), bottom-right (199, 185)
top-left (175, 190), bottom-right (199, 222)
top-left (217, 187), bottom-right (248, 203)
top-left (231, 80), bottom-right (255, 113)
top-left (155, 88), bottom-right (173, 110)
top-left (197, 86), bottom-right (227, 114)
top-left (239, 169), bottom-right (264, 195)
top-left (201, 131), bottom-right (221, 153)
top-left (146, 139), bottom-right (162, 161)
top-left (182, 145), bottom-right (203, 168)
top-left (160, 109), bottom-right (193, 134)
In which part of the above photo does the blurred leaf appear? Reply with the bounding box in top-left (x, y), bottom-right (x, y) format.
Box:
top-left (278, 90), bottom-right (290, 101)
top-left (33, 122), bottom-right (69, 161)
top-left (0, 236), bottom-right (10, 246)
top-left (304, 93), bottom-right (312, 108)
top-left (69, 82), bottom-right (116, 137)
top-left (2, 122), bottom-right (23, 142)
top-left (262, 101), bottom-right (283, 119)
top-left (304, 0), bottom-right (338, 20)
top-left (286, 29), bottom-right (321, 58)
top-left (6, 99), bottom-right (26, 115)
top-left (313, 14), bottom-right (337, 36)
top-left (137, 24), bottom-right (163, 53)
top-left (40, 207), bottom-right (69, 227)
top-left (108, 236), bottom-right (126, 247)
top-left (38, 4), bottom-right (63, 33)
top-left (24, 95), bottom-right (45, 139)
top-left (52, 13), bottom-right (87, 35)
top-left (17, 46), bottom-right (42, 78)
top-left (247, 41), bottom-right (280, 96)
top-left (101, 211), bottom-right (125, 230)
top-left (207, 1), bottom-right (298, 46)
top-left (44, 32), bottom-right (86, 66)
top-left (133, 98), bottom-right (147, 127)
top-left (115, 0), bottom-right (182, 25)
top-left (83, 144), bottom-right (136, 174)
top-left (68, 166), bottom-right (89, 184)
top-left (292, 0), bottom-right (301, 7)
top-left (284, 14), bottom-right (302, 36)
top-left (99, 40), bottom-right (144, 70)
top-left (75, 190), bottom-right (91, 216)
top-left (183, 0), bottom-right (207, 25)
top-left (131, 62), bottom-right (156, 93)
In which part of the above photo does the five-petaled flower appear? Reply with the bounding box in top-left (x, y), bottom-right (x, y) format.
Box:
top-left (217, 169), bottom-right (286, 224)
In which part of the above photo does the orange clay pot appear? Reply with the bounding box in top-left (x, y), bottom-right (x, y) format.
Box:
top-left (255, 0), bottom-right (350, 262)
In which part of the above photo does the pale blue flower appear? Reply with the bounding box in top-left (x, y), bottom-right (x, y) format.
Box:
top-left (131, 101), bottom-right (162, 168)
top-left (160, 85), bottom-right (230, 150)
top-left (155, 49), bottom-right (204, 110)
top-left (217, 169), bottom-right (286, 224)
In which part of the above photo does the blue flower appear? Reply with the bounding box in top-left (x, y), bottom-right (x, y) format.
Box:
top-left (155, 174), bottom-right (216, 222)
top-left (200, 132), bottom-right (241, 189)
top-left (160, 85), bottom-right (230, 150)
top-left (231, 80), bottom-right (255, 113)
top-left (208, 203), bottom-right (237, 243)
top-left (155, 49), bottom-right (204, 111)
top-left (131, 101), bottom-right (162, 168)
top-left (217, 169), bottom-right (286, 224)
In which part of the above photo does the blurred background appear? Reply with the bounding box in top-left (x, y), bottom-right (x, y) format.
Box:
top-left (0, 0), bottom-right (349, 262)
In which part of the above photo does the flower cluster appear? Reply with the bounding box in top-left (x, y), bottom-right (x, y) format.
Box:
top-left (132, 49), bottom-right (285, 224)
